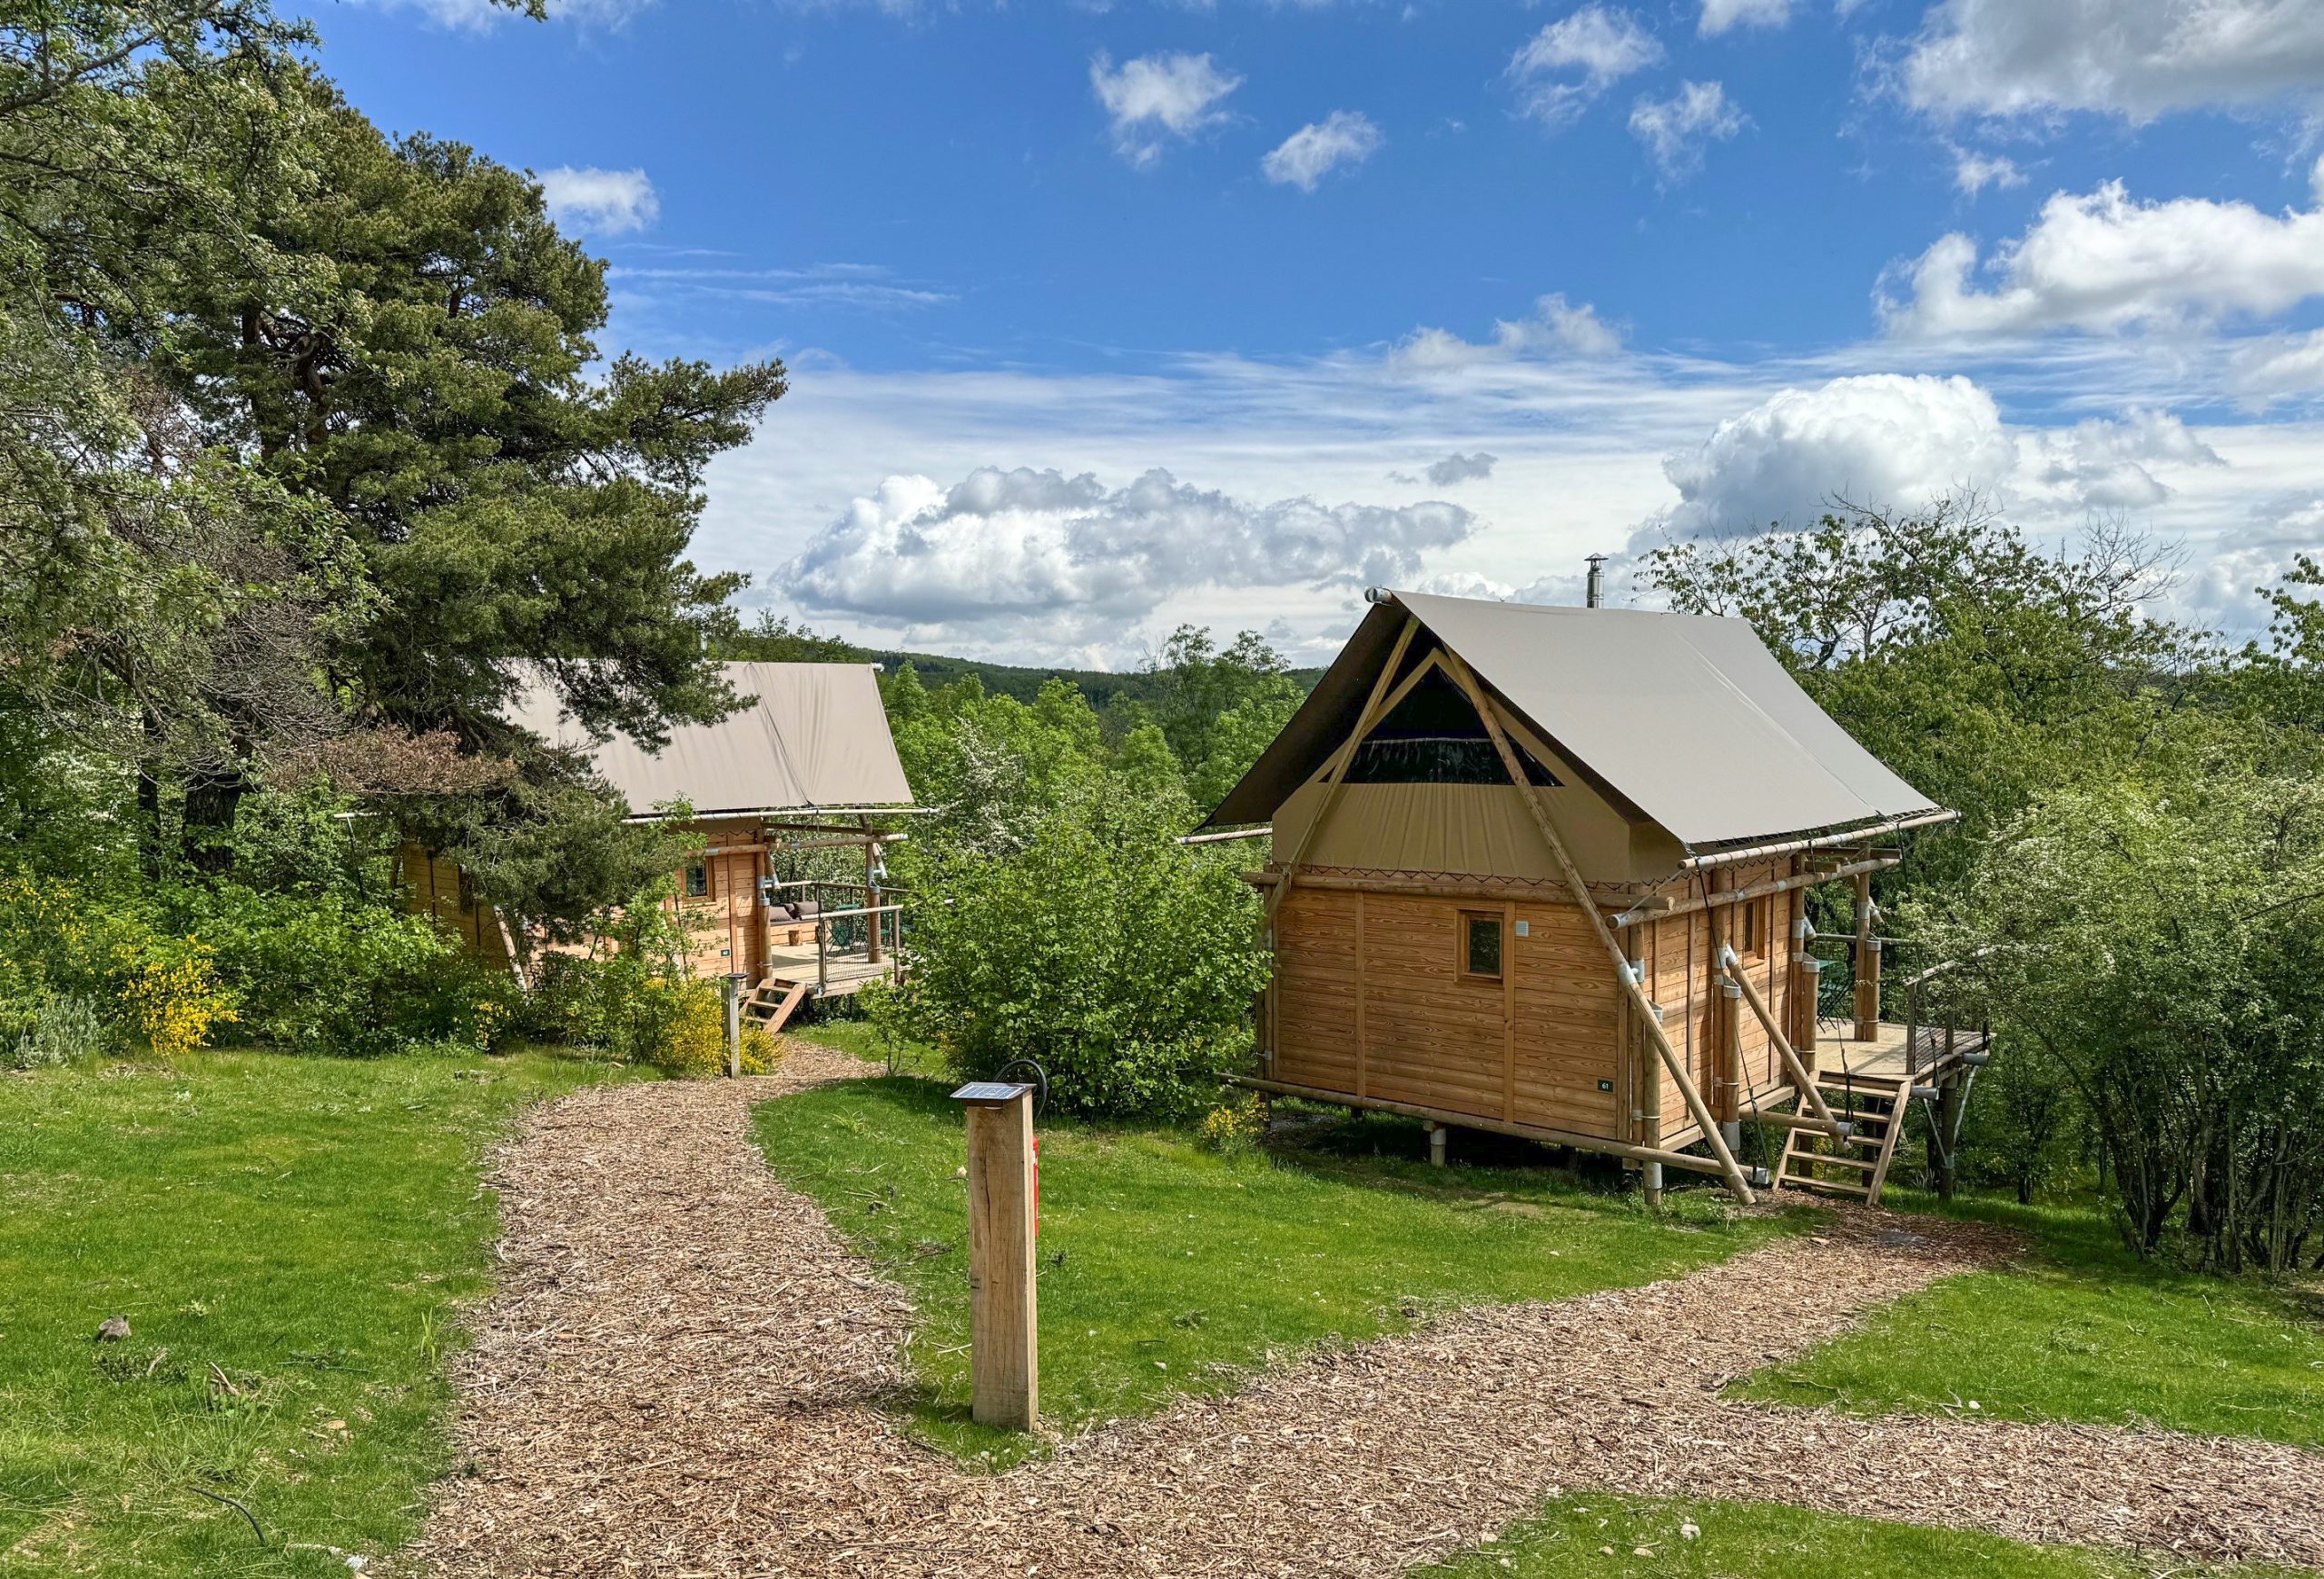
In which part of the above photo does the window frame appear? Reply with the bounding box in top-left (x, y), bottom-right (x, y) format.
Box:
top-left (1457, 908), bottom-right (1505, 984)
top-left (684, 862), bottom-right (710, 900)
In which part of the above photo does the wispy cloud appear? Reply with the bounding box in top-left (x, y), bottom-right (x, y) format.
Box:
top-left (1262, 111), bottom-right (1384, 192)
top-left (1628, 81), bottom-right (1748, 181)
top-left (606, 262), bottom-right (952, 311)
top-left (1508, 5), bottom-right (1664, 128)
top-left (1090, 52), bottom-right (1243, 167)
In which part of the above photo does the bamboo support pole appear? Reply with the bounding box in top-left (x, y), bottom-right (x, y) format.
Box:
top-left (1264, 618), bottom-right (1418, 929)
top-left (1720, 945), bottom-right (1844, 1133)
top-left (1436, 648), bottom-right (1756, 1204)
top-left (1853, 869), bottom-right (1881, 1041)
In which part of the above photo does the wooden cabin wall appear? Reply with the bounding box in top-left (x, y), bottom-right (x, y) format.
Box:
top-left (1269, 884), bottom-right (1624, 1141)
top-left (394, 844), bottom-right (514, 969)
top-left (1630, 856), bottom-right (1797, 1145)
top-left (669, 819), bottom-right (770, 981)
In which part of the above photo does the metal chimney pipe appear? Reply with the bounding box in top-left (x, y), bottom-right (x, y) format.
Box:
top-left (1585, 554), bottom-right (1607, 608)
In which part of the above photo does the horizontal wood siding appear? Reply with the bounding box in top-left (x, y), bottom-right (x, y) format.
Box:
top-left (1268, 886), bottom-right (1620, 1138)
top-left (1362, 893), bottom-right (1505, 1115)
top-left (1274, 887), bottom-right (1360, 1093)
top-left (1510, 900), bottom-right (1620, 1138)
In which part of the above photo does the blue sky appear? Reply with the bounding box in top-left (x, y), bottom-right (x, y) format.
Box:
top-left (316, 0), bottom-right (2324, 664)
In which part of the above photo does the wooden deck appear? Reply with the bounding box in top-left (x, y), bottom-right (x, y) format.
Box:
top-left (763, 938), bottom-right (900, 998)
top-left (1812, 1018), bottom-right (1991, 1087)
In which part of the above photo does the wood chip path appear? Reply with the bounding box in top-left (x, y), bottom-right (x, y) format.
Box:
top-left (406, 1052), bottom-right (2324, 1577)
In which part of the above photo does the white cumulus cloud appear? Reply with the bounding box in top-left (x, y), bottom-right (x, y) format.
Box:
top-left (1509, 5), bottom-right (1664, 127)
top-left (2023, 410), bottom-right (2223, 509)
top-left (1881, 179), bottom-right (2324, 340)
top-left (1090, 52), bottom-right (1243, 167)
top-left (537, 166), bottom-right (658, 235)
top-left (1629, 81), bottom-right (1748, 181)
top-left (1659, 374), bottom-right (2020, 538)
top-left (1658, 376), bottom-right (2231, 540)
top-left (1699, 0), bottom-right (1791, 35)
top-left (1262, 111), bottom-right (1384, 192)
top-left (783, 466), bottom-right (1476, 637)
top-left (1899, 0), bottom-right (2324, 123)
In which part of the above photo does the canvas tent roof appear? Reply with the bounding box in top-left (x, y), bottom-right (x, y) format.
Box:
top-left (506, 662), bottom-right (914, 818)
top-left (1206, 590), bottom-right (1943, 850)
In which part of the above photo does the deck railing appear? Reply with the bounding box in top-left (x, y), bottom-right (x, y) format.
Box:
top-left (763, 877), bottom-right (911, 994)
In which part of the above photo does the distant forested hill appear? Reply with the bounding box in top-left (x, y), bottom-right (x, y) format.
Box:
top-left (720, 616), bottom-right (1324, 707)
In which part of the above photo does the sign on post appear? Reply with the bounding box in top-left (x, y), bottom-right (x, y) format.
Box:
top-left (950, 1081), bottom-right (1038, 1432)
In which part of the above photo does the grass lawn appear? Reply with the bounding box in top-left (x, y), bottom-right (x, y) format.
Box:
top-left (1412, 1493), bottom-right (2299, 1579)
top-left (750, 1056), bottom-right (1796, 1465)
top-left (1731, 1189), bottom-right (2324, 1449)
top-left (0, 1047), bottom-right (641, 1578)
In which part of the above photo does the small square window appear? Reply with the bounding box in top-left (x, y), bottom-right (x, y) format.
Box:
top-left (685, 863), bottom-right (709, 899)
top-left (1462, 913), bottom-right (1503, 981)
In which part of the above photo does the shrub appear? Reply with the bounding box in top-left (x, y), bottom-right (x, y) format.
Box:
top-left (8, 992), bottom-right (111, 1069)
top-left (883, 782), bottom-right (1270, 1120)
top-left (1196, 1099), bottom-right (1265, 1156)
top-left (115, 936), bottom-right (238, 1057)
top-left (171, 885), bottom-right (463, 1057)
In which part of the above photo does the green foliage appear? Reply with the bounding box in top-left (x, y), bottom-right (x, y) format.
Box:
top-left (753, 1061), bottom-right (1776, 1460)
top-left (165, 883), bottom-right (494, 1057)
top-left (0, 1046), bottom-right (641, 1576)
top-left (1926, 758), bottom-right (2324, 1270)
top-left (1118, 625), bottom-right (1305, 811)
top-left (0, 3), bottom-right (784, 936)
top-left (716, 609), bottom-right (868, 663)
top-left (878, 783), bottom-right (1269, 1120)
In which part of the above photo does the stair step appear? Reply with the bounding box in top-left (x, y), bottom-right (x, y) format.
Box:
top-left (1794, 1152), bottom-right (1878, 1171)
top-left (1781, 1174), bottom-right (1873, 1198)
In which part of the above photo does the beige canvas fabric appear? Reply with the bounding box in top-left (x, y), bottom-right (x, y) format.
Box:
top-left (1207, 591), bottom-right (1940, 851)
top-left (505, 663), bottom-right (914, 816)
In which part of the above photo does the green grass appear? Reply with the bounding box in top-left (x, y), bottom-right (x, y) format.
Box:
top-left (1731, 1190), bottom-right (2324, 1449)
top-left (749, 1068), bottom-right (1794, 1465)
top-left (0, 1047), bottom-right (644, 1577)
top-left (1412, 1492), bottom-right (2297, 1579)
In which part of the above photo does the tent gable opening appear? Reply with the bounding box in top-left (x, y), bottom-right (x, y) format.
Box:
top-left (1344, 666), bottom-right (1562, 788)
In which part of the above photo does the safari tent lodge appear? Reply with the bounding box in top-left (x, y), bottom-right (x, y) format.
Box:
top-left (1202, 588), bottom-right (1992, 1206)
top-left (400, 661), bottom-right (918, 1035)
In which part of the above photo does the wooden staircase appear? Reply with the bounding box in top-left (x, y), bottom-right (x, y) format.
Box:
top-left (740, 976), bottom-right (810, 1036)
top-left (1776, 1069), bottom-right (1918, 1206)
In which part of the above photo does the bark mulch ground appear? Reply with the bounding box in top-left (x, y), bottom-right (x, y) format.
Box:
top-left (405, 1054), bottom-right (2324, 1578)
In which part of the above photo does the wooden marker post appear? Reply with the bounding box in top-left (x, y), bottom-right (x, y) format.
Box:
top-left (952, 1081), bottom-right (1039, 1432)
top-left (723, 972), bottom-right (748, 1078)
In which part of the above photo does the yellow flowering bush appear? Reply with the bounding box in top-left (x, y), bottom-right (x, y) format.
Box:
top-left (1196, 1099), bottom-right (1265, 1157)
top-left (116, 940), bottom-right (238, 1058)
